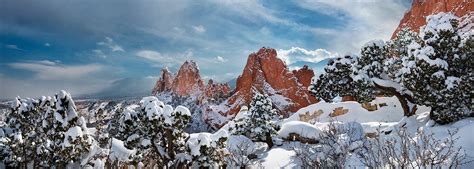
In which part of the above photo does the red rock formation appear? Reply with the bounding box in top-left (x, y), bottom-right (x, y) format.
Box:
top-left (171, 60), bottom-right (205, 96)
top-left (152, 60), bottom-right (232, 101)
top-left (152, 67), bottom-right (174, 95)
top-left (292, 65), bottom-right (315, 87)
top-left (202, 79), bottom-right (231, 102)
top-left (392, 0), bottom-right (473, 38)
top-left (212, 47), bottom-right (318, 120)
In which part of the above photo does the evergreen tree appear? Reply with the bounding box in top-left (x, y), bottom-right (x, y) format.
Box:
top-left (3, 97), bottom-right (41, 167)
top-left (187, 130), bottom-right (228, 168)
top-left (41, 91), bottom-right (93, 167)
top-left (3, 90), bottom-right (93, 168)
top-left (230, 93), bottom-right (279, 148)
top-left (118, 96), bottom-right (191, 167)
top-left (308, 55), bottom-right (357, 102)
top-left (400, 12), bottom-right (473, 124)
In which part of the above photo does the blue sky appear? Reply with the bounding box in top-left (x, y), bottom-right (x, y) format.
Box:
top-left (0, 0), bottom-right (411, 99)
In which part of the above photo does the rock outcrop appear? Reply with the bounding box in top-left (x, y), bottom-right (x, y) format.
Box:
top-left (152, 60), bottom-right (231, 101)
top-left (292, 65), bottom-right (315, 87)
top-left (392, 0), bottom-right (473, 38)
top-left (170, 61), bottom-right (205, 96)
top-left (206, 47), bottom-right (318, 127)
top-left (152, 67), bottom-right (174, 95)
top-left (200, 79), bottom-right (232, 103)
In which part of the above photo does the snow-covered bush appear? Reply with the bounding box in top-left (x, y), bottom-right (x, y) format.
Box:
top-left (226, 135), bottom-right (259, 168)
top-left (117, 96), bottom-right (191, 167)
top-left (3, 90), bottom-right (93, 168)
top-left (229, 93), bottom-right (279, 148)
top-left (358, 126), bottom-right (468, 168)
top-left (3, 97), bottom-right (41, 167)
top-left (187, 130), bottom-right (228, 168)
top-left (293, 121), bottom-right (365, 168)
top-left (308, 55), bottom-right (357, 102)
top-left (400, 12), bottom-right (473, 124)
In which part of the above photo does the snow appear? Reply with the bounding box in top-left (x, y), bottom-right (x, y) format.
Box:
top-left (66, 126), bottom-right (83, 139)
top-left (63, 126), bottom-right (84, 147)
top-left (362, 39), bottom-right (385, 48)
top-left (445, 76), bottom-right (460, 89)
top-left (175, 105), bottom-right (191, 116)
top-left (109, 138), bottom-right (135, 162)
top-left (421, 12), bottom-right (457, 40)
top-left (259, 145), bottom-right (298, 168)
top-left (187, 130), bottom-right (228, 156)
top-left (277, 121), bottom-right (322, 140)
top-left (284, 97), bottom-right (405, 125)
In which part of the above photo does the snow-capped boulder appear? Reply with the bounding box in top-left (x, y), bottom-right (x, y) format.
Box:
top-left (277, 121), bottom-right (322, 143)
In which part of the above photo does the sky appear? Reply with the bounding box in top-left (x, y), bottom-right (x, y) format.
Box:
top-left (0, 0), bottom-right (411, 99)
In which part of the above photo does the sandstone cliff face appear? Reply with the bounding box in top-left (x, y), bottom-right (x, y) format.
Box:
top-left (292, 65), bottom-right (315, 87)
top-left (392, 0), bottom-right (473, 38)
top-left (171, 61), bottom-right (205, 96)
top-left (207, 47), bottom-right (318, 127)
top-left (152, 67), bottom-right (174, 95)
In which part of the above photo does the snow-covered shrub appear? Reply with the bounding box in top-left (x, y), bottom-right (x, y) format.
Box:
top-left (187, 130), bottom-right (228, 168)
top-left (229, 93), bottom-right (279, 148)
top-left (308, 55), bottom-right (357, 102)
top-left (3, 97), bottom-right (41, 167)
top-left (293, 121), bottom-right (365, 168)
top-left (400, 12), bottom-right (473, 124)
top-left (358, 126), bottom-right (468, 168)
top-left (3, 90), bottom-right (93, 168)
top-left (117, 96), bottom-right (191, 167)
top-left (226, 135), bottom-right (259, 168)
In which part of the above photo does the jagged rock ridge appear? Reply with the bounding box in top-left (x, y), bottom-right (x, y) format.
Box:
top-left (152, 60), bottom-right (231, 105)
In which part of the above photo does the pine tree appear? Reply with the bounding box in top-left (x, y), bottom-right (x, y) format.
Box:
top-left (308, 55), bottom-right (357, 102)
top-left (389, 28), bottom-right (421, 58)
top-left (400, 12), bottom-right (473, 124)
top-left (230, 93), bottom-right (279, 148)
top-left (3, 90), bottom-right (93, 168)
top-left (118, 96), bottom-right (192, 167)
top-left (41, 90), bottom-right (93, 167)
top-left (187, 130), bottom-right (228, 168)
top-left (3, 97), bottom-right (42, 168)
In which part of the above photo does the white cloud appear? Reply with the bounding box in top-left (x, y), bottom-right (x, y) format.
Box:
top-left (9, 60), bottom-right (103, 80)
top-left (294, 0), bottom-right (407, 53)
top-left (136, 50), bottom-right (193, 66)
top-left (97, 37), bottom-right (124, 52)
top-left (216, 56), bottom-right (227, 62)
top-left (93, 49), bottom-right (107, 58)
top-left (5, 44), bottom-right (24, 51)
top-left (277, 47), bottom-right (338, 64)
top-left (136, 50), bottom-right (166, 62)
top-left (44, 43), bottom-right (51, 47)
top-left (192, 25), bottom-right (206, 33)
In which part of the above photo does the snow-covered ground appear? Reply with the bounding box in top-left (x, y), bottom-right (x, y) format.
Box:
top-left (251, 97), bottom-right (474, 168)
